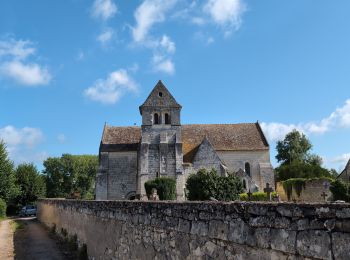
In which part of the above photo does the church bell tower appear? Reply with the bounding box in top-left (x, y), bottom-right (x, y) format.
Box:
top-left (137, 80), bottom-right (183, 198)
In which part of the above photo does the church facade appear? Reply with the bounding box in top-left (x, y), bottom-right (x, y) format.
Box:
top-left (95, 81), bottom-right (274, 200)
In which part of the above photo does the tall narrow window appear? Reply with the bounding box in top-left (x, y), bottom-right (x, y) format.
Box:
top-left (165, 113), bottom-right (170, 124)
top-left (154, 113), bottom-right (159, 124)
top-left (243, 179), bottom-right (247, 189)
top-left (245, 162), bottom-right (251, 177)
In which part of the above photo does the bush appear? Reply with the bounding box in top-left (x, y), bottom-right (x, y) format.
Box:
top-left (186, 169), bottom-right (243, 201)
top-left (275, 161), bottom-right (334, 182)
top-left (240, 192), bottom-right (277, 201)
top-left (0, 198), bottom-right (6, 218)
top-left (144, 177), bottom-right (176, 200)
top-left (330, 179), bottom-right (350, 202)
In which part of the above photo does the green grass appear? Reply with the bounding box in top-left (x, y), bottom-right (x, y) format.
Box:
top-left (11, 220), bottom-right (25, 232)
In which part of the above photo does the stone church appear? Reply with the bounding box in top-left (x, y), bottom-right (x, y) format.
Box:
top-left (95, 81), bottom-right (274, 200)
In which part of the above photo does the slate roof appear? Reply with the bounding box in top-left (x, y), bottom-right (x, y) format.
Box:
top-left (338, 159), bottom-right (350, 179)
top-left (139, 80), bottom-right (181, 112)
top-left (100, 123), bottom-right (269, 162)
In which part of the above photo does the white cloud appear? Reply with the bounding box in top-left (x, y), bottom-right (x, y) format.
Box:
top-left (159, 35), bottom-right (176, 54)
top-left (132, 0), bottom-right (177, 42)
top-left (0, 125), bottom-right (46, 164)
top-left (57, 134), bottom-right (66, 143)
top-left (84, 69), bottom-right (138, 104)
top-left (91, 0), bottom-right (117, 21)
top-left (0, 61), bottom-right (51, 86)
top-left (0, 38), bottom-right (51, 86)
top-left (152, 55), bottom-right (175, 74)
top-left (261, 99), bottom-right (350, 142)
top-left (203, 0), bottom-right (245, 31)
top-left (76, 51), bottom-right (85, 61)
top-left (97, 28), bottom-right (114, 45)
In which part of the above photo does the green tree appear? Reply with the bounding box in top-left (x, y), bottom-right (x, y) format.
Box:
top-left (0, 140), bottom-right (19, 203)
top-left (330, 179), bottom-right (350, 202)
top-left (186, 169), bottom-right (243, 201)
top-left (15, 163), bottom-right (46, 206)
top-left (276, 130), bottom-right (312, 165)
top-left (43, 154), bottom-right (98, 199)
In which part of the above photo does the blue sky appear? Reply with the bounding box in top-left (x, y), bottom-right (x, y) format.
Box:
top-left (0, 0), bottom-right (350, 172)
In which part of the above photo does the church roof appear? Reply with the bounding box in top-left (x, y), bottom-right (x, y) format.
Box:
top-left (182, 123), bottom-right (269, 162)
top-left (139, 80), bottom-right (181, 112)
top-left (100, 123), bottom-right (269, 161)
top-left (338, 159), bottom-right (350, 179)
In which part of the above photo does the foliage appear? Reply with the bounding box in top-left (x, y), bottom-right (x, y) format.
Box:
top-left (275, 161), bottom-right (334, 181)
top-left (186, 169), bottom-right (244, 201)
top-left (240, 191), bottom-right (277, 201)
top-left (0, 140), bottom-right (19, 203)
top-left (144, 177), bottom-right (176, 200)
top-left (0, 198), bottom-right (6, 218)
top-left (14, 163), bottom-right (46, 206)
top-left (330, 179), bottom-right (350, 202)
top-left (43, 154), bottom-right (98, 199)
top-left (276, 130), bottom-right (312, 165)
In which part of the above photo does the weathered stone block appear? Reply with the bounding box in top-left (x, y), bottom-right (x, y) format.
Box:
top-left (208, 220), bottom-right (228, 240)
top-left (254, 228), bottom-right (271, 249)
top-left (270, 229), bottom-right (296, 254)
top-left (190, 220), bottom-right (208, 236)
top-left (332, 232), bottom-right (350, 260)
top-left (296, 230), bottom-right (331, 259)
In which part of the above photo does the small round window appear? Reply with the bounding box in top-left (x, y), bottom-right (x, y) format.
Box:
top-left (158, 92), bottom-right (163, 97)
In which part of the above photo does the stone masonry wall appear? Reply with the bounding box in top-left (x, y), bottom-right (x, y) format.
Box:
top-left (37, 200), bottom-right (350, 260)
top-left (276, 179), bottom-right (332, 202)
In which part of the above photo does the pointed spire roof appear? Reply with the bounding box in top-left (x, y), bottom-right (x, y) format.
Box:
top-left (139, 80), bottom-right (181, 111)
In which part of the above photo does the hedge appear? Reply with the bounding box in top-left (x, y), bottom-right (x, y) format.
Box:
top-left (0, 198), bottom-right (6, 218)
top-left (144, 177), bottom-right (176, 200)
top-left (186, 169), bottom-right (243, 201)
top-left (240, 191), bottom-right (277, 201)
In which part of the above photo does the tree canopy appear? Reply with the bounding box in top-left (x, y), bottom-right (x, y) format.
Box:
top-left (275, 130), bottom-right (335, 181)
top-left (0, 140), bottom-right (19, 203)
top-left (15, 163), bottom-right (46, 206)
top-left (276, 130), bottom-right (312, 165)
top-left (43, 154), bottom-right (98, 199)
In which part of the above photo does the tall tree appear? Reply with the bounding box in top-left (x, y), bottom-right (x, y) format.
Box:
top-left (43, 154), bottom-right (98, 199)
top-left (15, 163), bottom-right (46, 206)
top-left (276, 130), bottom-right (312, 165)
top-left (0, 140), bottom-right (19, 203)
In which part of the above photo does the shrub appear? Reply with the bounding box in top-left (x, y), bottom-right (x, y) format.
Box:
top-left (186, 169), bottom-right (243, 201)
top-left (240, 192), bottom-right (277, 201)
top-left (144, 177), bottom-right (176, 200)
top-left (0, 198), bottom-right (6, 218)
top-left (330, 179), bottom-right (350, 202)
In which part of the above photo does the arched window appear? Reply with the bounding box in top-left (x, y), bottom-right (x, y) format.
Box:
top-left (245, 162), bottom-right (251, 177)
top-left (165, 113), bottom-right (170, 124)
top-left (154, 113), bottom-right (159, 124)
top-left (243, 179), bottom-right (247, 189)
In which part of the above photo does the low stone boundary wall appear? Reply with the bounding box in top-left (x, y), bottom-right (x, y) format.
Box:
top-left (37, 199), bottom-right (350, 259)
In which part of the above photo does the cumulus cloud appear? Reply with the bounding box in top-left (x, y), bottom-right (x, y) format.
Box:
top-left (132, 0), bottom-right (177, 43)
top-left (97, 28), bottom-right (114, 45)
top-left (0, 38), bottom-right (51, 86)
top-left (91, 0), bottom-right (117, 21)
top-left (152, 55), bottom-right (175, 74)
top-left (261, 99), bottom-right (350, 142)
top-left (84, 69), bottom-right (138, 104)
top-left (0, 61), bottom-right (51, 86)
top-left (203, 0), bottom-right (245, 33)
top-left (0, 125), bottom-right (46, 164)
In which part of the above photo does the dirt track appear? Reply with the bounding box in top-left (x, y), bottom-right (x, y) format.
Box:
top-left (0, 219), bottom-right (14, 259)
top-left (0, 217), bottom-right (69, 260)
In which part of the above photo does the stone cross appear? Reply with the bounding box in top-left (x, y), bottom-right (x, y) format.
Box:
top-left (263, 183), bottom-right (273, 201)
top-left (247, 189), bottom-right (252, 201)
top-left (321, 191), bottom-right (328, 202)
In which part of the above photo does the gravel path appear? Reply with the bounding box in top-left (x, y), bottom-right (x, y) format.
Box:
top-left (13, 217), bottom-right (67, 260)
top-left (0, 219), bottom-right (15, 259)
